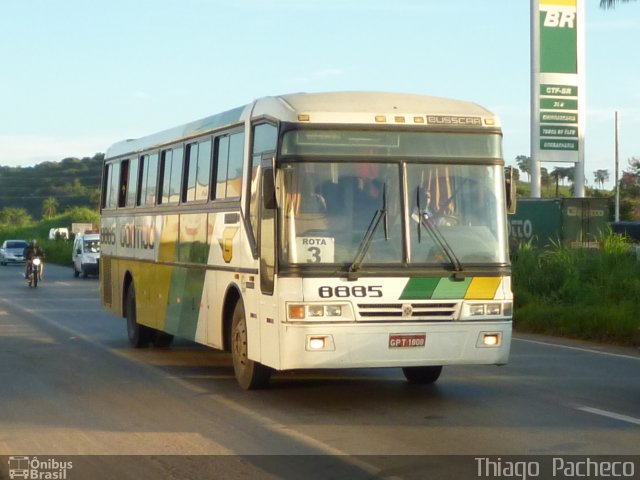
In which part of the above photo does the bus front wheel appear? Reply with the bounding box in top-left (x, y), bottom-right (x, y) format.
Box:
top-left (231, 300), bottom-right (272, 390)
top-left (402, 366), bottom-right (443, 384)
top-left (125, 284), bottom-right (152, 348)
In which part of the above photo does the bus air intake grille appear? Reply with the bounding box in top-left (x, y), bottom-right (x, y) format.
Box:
top-left (357, 302), bottom-right (458, 321)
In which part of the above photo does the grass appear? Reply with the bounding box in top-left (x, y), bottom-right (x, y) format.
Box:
top-left (512, 229), bottom-right (640, 345)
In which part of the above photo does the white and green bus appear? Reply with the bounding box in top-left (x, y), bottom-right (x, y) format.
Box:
top-left (100, 91), bottom-right (514, 389)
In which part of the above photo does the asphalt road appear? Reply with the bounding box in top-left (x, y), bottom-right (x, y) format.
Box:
top-left (1, 263), bottom-right (639, 479)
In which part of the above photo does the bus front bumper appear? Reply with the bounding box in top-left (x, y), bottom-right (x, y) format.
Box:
top-left (276, 321), bottom-right (512, 371)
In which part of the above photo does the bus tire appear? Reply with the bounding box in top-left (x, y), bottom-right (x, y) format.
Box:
top-left (125, 284), bottom-right (152, 348)
top-left (231, 299), bottom-right (272, 390)
top-left (402, 366), bottom-right (443, 384)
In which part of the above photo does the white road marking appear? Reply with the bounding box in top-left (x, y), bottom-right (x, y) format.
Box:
top-left (514, 337), bottom-right (640, 361)
top-left (576, 406), bottom-right (640, 426)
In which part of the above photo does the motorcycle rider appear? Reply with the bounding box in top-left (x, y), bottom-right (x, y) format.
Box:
top-left (24, 239), bottom-right (45, 279)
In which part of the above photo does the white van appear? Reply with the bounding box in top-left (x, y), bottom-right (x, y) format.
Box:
top-left (72, 233), bottom-right (100, 278)
top-left (48, 227), bottom-right (69, 240)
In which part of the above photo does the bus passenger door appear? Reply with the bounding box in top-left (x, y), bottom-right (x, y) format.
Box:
top-left (258, 165), bottom-right (280, 368)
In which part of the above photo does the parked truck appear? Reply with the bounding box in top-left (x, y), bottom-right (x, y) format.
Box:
top-left (508, 198), bottom-right (609, 251)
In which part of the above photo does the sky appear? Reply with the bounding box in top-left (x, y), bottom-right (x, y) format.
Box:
top-left (0, 0), bottom-right (638, 189)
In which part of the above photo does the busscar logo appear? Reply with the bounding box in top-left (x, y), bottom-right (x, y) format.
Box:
top-left (8, 456), bottom-right (73, 479)
top-left (426, 115), bottom-right (482, 127)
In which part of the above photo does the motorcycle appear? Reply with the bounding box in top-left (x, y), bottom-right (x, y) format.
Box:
top-left (27, 256), bottom-right (42, 288)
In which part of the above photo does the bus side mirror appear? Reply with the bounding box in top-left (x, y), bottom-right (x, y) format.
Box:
top-left (505, 167), bottom-right (517, 215)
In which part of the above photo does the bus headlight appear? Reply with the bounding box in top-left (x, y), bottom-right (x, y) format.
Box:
top-left (477, 332), bottom-right (502, 347)
top-left (287, 304), bottom-right (348, 321)
top-left (463, 302), bottom-right (512, 319)
top-left (306, 335), bottom-right (335, 351)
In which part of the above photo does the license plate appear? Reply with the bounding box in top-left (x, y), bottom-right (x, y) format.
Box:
top-left (389, 333), bottom-right (426, 348)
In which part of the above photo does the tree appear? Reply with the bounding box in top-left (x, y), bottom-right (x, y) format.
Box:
top-left (627, 156), bottom-right (640, 176)
top-left (549, 166), bottom-right (575, 196)
top-left (0, 207), bottom-right (32, 227)
top-left (593, 169), bottom-right (610, 190)
top-left (620, 157), bottom-right (640, 196)
top-left (541, 167), bottom-right (550, 192)
top-left (516, 155), bottom-right (531, 182)
top-left (88, 190), bottom-right (102, 212)
top-left (550, 168), bottom-right (563, 196)
top-left (42, 196), bottom-right (59, 219)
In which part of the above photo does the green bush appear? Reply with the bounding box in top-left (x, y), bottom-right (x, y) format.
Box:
top-left (512, 229), bottom-right (640, 345)
top-left (41, 238), bottom-right (74, 266)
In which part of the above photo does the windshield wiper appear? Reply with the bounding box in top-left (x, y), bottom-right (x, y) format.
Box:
top-left (347, 184), bottom-right (388, 280)
top-left (415, 189), bottom-right (464, 276)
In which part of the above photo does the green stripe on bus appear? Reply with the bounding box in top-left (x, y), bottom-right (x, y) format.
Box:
top-left (399, 277), bottom-right (441, 300)
top-left (432, 277), bottom-right (472, 299)
top-left (400, 276), bottom-right (474, 300)
top-left (165, 267), bottom-right (206, 340)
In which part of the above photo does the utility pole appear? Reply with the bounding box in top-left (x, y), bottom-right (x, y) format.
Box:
top-left (614, 111), bottom-right (620, 222)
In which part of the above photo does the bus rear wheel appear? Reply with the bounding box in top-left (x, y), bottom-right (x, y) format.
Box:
top-left (231, 299), bottom-right (272, 390)
top-left (402, 366), bottom-right (443, 384)
top-left (125, 284), bottom-right (152, 348)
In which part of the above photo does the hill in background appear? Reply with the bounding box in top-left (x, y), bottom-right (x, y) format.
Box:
top-left (0, 154), bottom-right (103, 219)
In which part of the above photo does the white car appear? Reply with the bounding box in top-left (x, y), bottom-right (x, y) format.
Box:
top-left (0, 239), bottom-right (28, 265)
top-left (72, 233), bottom-right (100, 277)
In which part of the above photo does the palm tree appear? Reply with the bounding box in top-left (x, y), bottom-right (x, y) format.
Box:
top-left (593, 169), bottom-right (610, 190)
top-left (42, 196), bottom-right (59, 219)
top-left (551, 168), bottom-right (564, 196)
top-left (541, 167), bottom-right (550, 193)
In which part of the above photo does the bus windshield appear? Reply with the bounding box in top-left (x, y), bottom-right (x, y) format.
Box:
top-left (277, 161), bottom-right (508, 268)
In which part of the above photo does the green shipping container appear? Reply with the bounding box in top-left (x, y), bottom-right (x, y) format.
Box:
top-left (508, 198), bottom-right (609, 251)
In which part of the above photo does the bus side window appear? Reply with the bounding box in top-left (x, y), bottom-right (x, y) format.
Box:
top-left (118, 159), bottom-right (129, 208)
top-left (146, 153), bottom-right (159, 205)
top-left (184, 140), bottom-right (212, 203)
top-left (159, 147), bottom-right (183, 205)
top-left (105, 162), bottom-right (120, 209)
top-left (126, 157), bottom-right (139, 207)
top-left (138, 152), bottom-right (160, 206)
top-left (214, 136), bottom-right (230, 199)
top-left (213, 132), bottom-right (244, 200)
